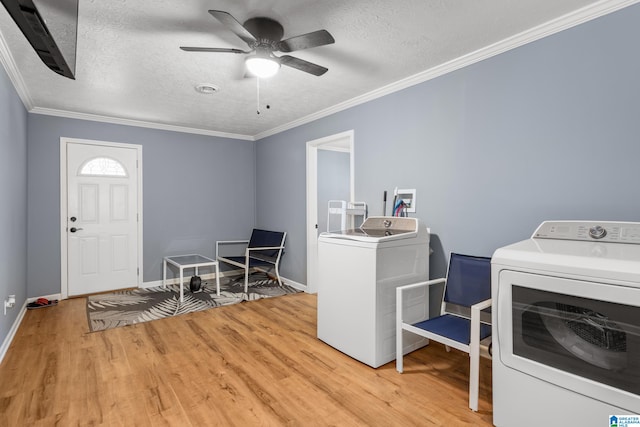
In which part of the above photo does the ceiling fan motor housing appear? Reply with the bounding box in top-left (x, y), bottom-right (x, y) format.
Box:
top-left (243, 17), bottom-right (284, 45)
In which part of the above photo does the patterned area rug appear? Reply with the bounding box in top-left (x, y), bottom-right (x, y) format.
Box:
top-left (86, 273), bottom-right (299, 332)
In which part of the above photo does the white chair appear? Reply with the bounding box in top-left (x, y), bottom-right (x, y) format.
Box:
top-left (396, 253), bottom-right (492, 411)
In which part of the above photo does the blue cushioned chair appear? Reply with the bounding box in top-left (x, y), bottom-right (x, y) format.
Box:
top-left (396, 253), bottom-right (492, 411)
top-left (216, 229), bottom-right (286, 293)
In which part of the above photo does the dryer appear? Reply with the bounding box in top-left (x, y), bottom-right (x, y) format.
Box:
top-left (492, 221), bottom-right (640, 427)
top-left (317, 216), bottom-right (430, 368)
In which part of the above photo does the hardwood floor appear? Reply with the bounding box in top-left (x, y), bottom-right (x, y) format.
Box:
top-left (0, 293), bottom-right (493, 426)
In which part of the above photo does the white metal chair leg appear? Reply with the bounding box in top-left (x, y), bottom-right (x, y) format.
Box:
top-left (214, 261), bottom-right (220, 296)
top-left (469, 300), bottom-right (488, 412)
top-left (396, 287), bottom-right (404, 373)
top-left (469, 345), bottom-right (480, 411)
top-left (275, 264), bottom-right (283, 287)
top-left (244, 250), bottom-right (250, 293)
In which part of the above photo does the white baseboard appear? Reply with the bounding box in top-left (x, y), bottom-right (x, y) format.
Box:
top-left (281, 276), bottom-right (307, 292)
top-left (0, 300), bottom-right (27, 365)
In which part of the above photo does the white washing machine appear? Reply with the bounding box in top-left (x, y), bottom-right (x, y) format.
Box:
top-left (317, 216), bottom-right (431, 368)
top-left (492, 221), bottom-right (640, 427)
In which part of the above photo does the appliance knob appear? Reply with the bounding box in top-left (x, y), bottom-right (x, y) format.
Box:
top-left (589, 225), bottom-right (607, 239)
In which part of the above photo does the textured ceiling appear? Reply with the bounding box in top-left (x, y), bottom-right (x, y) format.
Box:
top-left (0, 0), bottom-right (635, 139)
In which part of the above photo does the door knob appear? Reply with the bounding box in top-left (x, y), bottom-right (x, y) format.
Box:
top-left (69, 227), bottom-right (84, 233)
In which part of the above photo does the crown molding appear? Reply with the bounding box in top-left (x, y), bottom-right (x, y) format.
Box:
top-left (254, 0), bottom-right (640, 140)
top-left (0, 29), bottom-right (33, 109)
top-left (29, 107), bottom-right (255, 141)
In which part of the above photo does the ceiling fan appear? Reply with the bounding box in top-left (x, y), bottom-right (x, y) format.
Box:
top-left (180, 10), bottom-right (335, 78)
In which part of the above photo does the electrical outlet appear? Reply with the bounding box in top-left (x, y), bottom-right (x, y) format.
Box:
top-left (4, 295), bottom-right (16, 315)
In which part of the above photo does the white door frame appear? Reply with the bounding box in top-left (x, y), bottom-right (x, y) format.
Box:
top-left (60, 137), bottom-right (143, 299)
top-left (306, 130), bottom-right (354, 294)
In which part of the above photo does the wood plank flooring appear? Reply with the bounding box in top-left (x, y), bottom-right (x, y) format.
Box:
top-left (0, 293), bottom-right (493, 426)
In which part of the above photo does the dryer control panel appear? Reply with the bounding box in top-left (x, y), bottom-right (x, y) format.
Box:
top-left (533, 221), bottom-right (640, 244)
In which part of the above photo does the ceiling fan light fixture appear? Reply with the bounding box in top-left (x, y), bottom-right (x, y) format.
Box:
top-left (245, 56), bottom-right (280, 78)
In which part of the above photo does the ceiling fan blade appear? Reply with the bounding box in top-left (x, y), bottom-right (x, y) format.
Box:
top-left (278, 30), bottom-right (335, 52)
top-left (279, 55), bottom-right (328, 76)
top-left (208, 10), bottom-right (256, 46)
top-left (180, 47), bottom-right (250, 54)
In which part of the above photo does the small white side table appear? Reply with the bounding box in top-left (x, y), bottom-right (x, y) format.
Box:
top-left (163, 254), bottom-right (220, 303)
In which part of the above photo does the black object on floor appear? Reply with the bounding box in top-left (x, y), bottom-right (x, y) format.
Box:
top-left (27, 298), bottom-right (59, 310)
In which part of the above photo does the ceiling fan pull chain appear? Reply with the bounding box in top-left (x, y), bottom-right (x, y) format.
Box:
top-left (256, 77), bottom-right (260, 115)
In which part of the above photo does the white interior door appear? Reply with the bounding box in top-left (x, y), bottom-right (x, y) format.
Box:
top-left (306, 131), bottom-right (354, 294)
top-left (65, 141), bottom-right (140, 296)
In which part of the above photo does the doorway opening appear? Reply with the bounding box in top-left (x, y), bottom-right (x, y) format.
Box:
top-left (306, 130), bottom-right (354, 294)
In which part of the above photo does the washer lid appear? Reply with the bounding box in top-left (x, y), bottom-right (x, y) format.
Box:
top-left (320, 216), bottom-right (423, 243)
top-left (360, 216), bottom-right (418, 234)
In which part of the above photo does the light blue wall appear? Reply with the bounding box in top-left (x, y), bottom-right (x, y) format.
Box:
top-left (0, 64), bottom-right (28, 341)
top-left (256, 3), bottom-right (640, 284)
top-left (318, 150), bottom-right (350, 233)
top-left (27, 115), bottom-right (256, 297)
